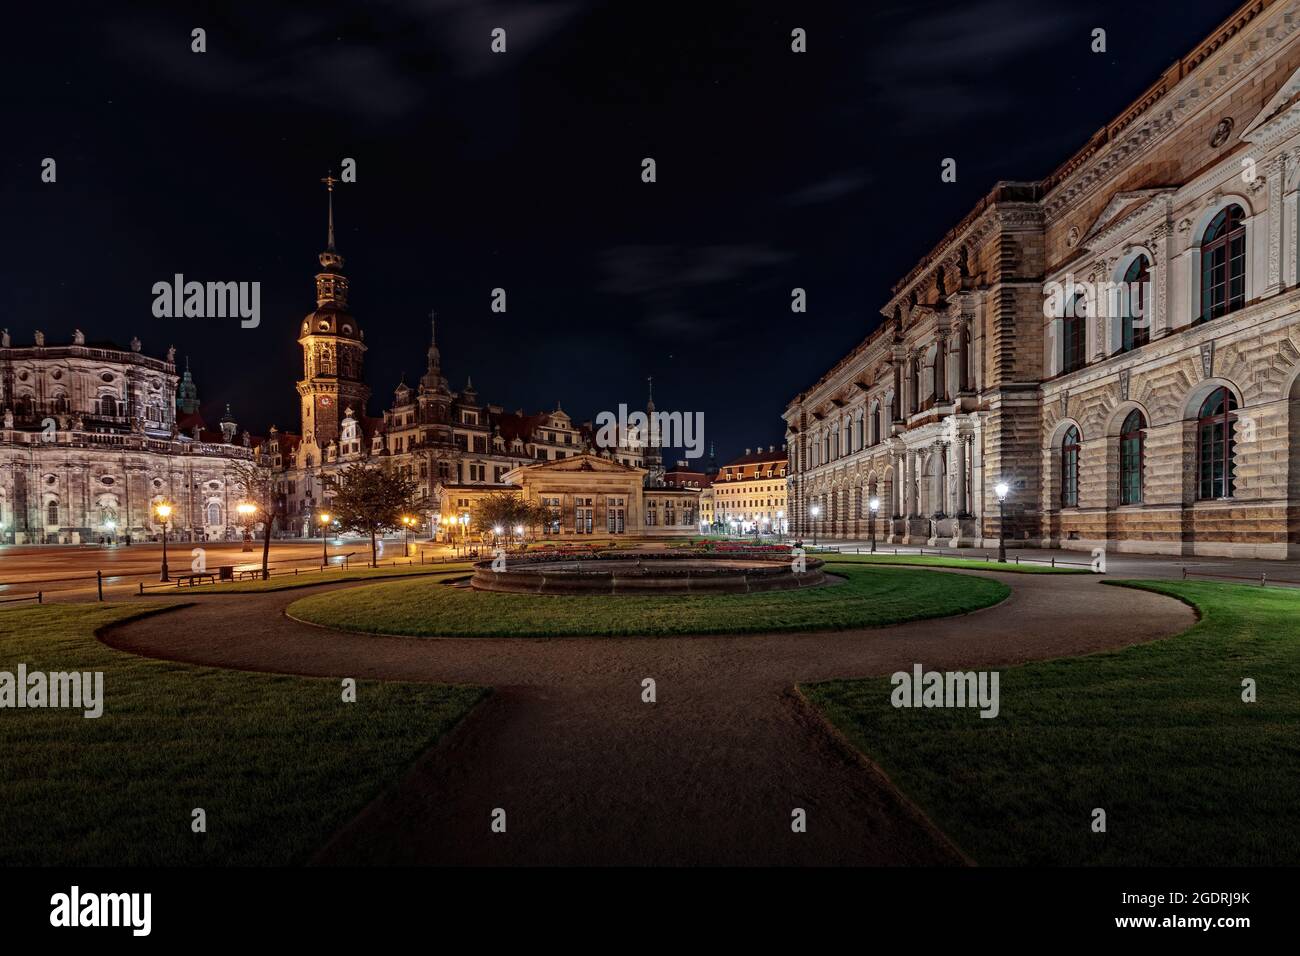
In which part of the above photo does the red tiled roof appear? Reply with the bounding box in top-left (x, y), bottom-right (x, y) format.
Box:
top-left (492, 410), bottom-right (547, 444)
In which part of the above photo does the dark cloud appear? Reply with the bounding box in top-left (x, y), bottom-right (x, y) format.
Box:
top-left (782, 173), bottom-right (871, 206)
top-left (599, 244), bottom-right (791, 296)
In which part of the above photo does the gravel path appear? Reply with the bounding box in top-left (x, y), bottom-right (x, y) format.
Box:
top-left (99, 570), bottom-right (1195, 865)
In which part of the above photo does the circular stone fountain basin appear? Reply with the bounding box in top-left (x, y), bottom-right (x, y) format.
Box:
top-left (470, 551), bottom-right (827, 595)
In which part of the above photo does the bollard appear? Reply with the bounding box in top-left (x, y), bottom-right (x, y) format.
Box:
top-left (1051, 558), bottom-right (1056, 568)
top-left (139, 581), bottom-right (144, 595)
top-left (1015, 555), bottom-right (1020, 564)
top-left (97, 569), bottom-right (104, 602)
top-left (1262, 572), bottom-right (1267, 588)
top-left (38, 591), bottom-right (43, 604)
top-left (1182, 566), bottom-right (1188, 580)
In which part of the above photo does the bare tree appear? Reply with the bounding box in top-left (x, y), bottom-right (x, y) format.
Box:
top-left (228, 459), bottom-right (282, 580)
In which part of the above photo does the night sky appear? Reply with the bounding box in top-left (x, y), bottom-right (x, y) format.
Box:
top-left (4, 0), bottom-right (1241, 465)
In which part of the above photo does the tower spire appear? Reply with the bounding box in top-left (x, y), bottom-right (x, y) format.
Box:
top-left (321, 172), bottom-right (339, 251)
top-left (317, 172), bottom-right (345, 275)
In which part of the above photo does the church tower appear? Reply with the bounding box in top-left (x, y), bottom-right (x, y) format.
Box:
top-left (175, 357), bottom-right (200, 414)
top-left (643, 376), bottom-right (664, 487)
top-left (295, 173), bottom-right (370, 468)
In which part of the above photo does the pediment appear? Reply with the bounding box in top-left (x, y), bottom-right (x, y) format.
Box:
top-left (1079, 188), bottom-right (1174, 250)
top-left (522, 453), bottom-right (635, 474)
top-left (1241, 64), bottom-right (1300, 144)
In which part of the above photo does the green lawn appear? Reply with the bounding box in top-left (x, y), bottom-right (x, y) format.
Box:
top-left (803, 580), bottom-right (1300, 866)
top-left (175, 561), bottom-right (471, 593)
top-left (0, 603), bottom-right (485, 865)
top-left (825, 554), bottom-right (1086, 574)
top-left (285, 563), bottom-right (1010, 637)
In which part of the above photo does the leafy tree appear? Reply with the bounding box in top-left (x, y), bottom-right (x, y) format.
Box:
top-left (321, 463), bottom-right (417, 567)
top-left (469, 492), bottom-right (550, 545)
top-left (228, 459), bottom-right (282, 580)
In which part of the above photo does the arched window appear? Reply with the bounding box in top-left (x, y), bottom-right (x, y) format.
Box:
top-left (1200, 205), bottom-right (1246, 322)
top-left (1197, 387), bottom-right (1238, 499)
top-left (1060, 425), bottom-right (1081, 507)
top-left (854, 415), bottom-right (864, 451)
top-left (99, 395), bottom-right (116, 417)
top-left (206, 503), bottom-right (222, 526)
top-left (868, 402), bottom-right (880, 446)
top-left (1121, 255), bottom-right (1151, 352)
top-left (1062, 294), bottom-right (1087, 373)
top-left (1119, 411), bottom-right (1145, 505)
top-left (46, 500), bottom-right (58, 527)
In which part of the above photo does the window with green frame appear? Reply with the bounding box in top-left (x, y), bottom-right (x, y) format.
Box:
top-left (1119, 410), bottom-right (1144, 505)
top-left (1199, 205), bottom-right (1246, 322)
top-left (1060, 425), bottom-right (1080, 507)
top-left (1197, 387), bottom-right (1237, 499)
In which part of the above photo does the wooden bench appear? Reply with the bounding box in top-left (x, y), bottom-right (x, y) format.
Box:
top-left (175, 572), bottom-right (216, 587)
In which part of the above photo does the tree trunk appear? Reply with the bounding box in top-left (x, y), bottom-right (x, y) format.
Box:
top-left (260, 513), bottom-right (273, 580)
top-left (370, 528), bottom-right (377, 568)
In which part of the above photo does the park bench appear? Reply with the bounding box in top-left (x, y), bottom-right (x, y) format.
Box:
top-left (175, 572), bottom-right (216, 587)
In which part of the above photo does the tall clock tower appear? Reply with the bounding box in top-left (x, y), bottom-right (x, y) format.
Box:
top-left (296, 174), bottom-right (370, 468)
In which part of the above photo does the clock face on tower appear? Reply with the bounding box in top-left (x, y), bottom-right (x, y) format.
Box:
top-left (319, 396), bottom-right (333, 408)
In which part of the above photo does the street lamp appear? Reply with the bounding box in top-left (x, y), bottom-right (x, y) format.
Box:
top-left (513, 524), bottom-right (524, 548)
top-left (318, 511), bottom-right (331, 565)
top-left (237, 501), bottom-right (257, 552)
top-left (401, 514), bottom-right (416, 555)
top-left (810, 504), bottom-right (821, 548)
top-left (459, 512), bottom-right (470, 554)
top-left (868, 496), bottom-right (880, 553)
top-left (995, 481), bottom-right (1010, 563)
top-left (155, 501), bottom-right (173, 581)
top-left (492, 524), bottom-right (503, 548)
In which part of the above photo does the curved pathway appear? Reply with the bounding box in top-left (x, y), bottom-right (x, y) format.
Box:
top-left (99, 569), bottom-right (1194, 865)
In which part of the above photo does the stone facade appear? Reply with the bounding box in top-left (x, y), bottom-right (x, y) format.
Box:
top-left (436, 453), bottom-right (699, 541)
top-left (712, 446), bottom-right (789, 533)
top-left (785, 0), bottom-right (1300, 559)
top-left (0, 334), bottom-right (253, 543)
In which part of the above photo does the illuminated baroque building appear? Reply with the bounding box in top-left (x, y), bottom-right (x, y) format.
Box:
top-left (0, 331), bottom-right (253, 544)
top-left (277, 179), bottom-right (687, 539)
top-left (712, 446), bottom-right (788, 534)
top-left (785, 0), bottom-right (1300, 559)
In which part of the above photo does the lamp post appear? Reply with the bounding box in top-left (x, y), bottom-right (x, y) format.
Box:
top-left (868, 496), bottom-right (880, 553)
top-left (155, 502), bottom-right (173, 581)
top-left (432, 513), bottom-right (441, 547)
top-left (237, 502), bottom-right (257, 552)
top-left (459, 512), bottom-right (469, 554)
top-left (777, 509), bottom-right (785, 542)
top-left (810, 504), bottom-right (821, 548)
top-left (514, 524), bottom-right (524, 549)
top-left (401, 515), bottom-right (415, 556)
top-left (995, 481), bottom-right (1010, 563)
top-left (318, 511), bottom-right (331, 566)
top-left (492, 524), bottom-right (502, 549)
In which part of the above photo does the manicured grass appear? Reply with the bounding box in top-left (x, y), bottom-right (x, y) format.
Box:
top-left (802, 580), bottom-right (1300, 866)
top-left (286, 563), bottom-right (1010, 637)
top-left (0, 603), bottom-right (485, 865)
top-left (177, 562), bottom-right (471, 593)
top-left (825, 554), bottom-right (1086, 574)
